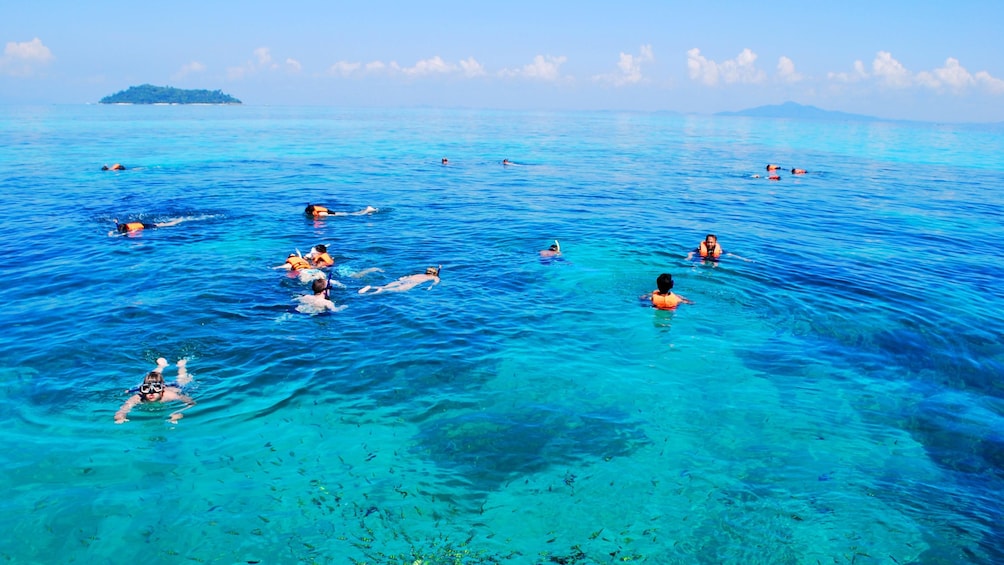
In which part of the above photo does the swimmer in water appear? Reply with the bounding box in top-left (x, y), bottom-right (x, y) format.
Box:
top-left (109, 217), bottom-right (189, 236)
top-left (114, 358), bottom-right (194, 424)
top-left (641, 273), bottom-right (693, 310)
top-left (296, 278), bottom-right (346, 314)
top-left (358, 266), bottom-right (441, 294)
top-left (791, 168), bottom-right (807, 175)
top-left (102, 163), bottom-right (126, 171)
top-left (304, 203), bottom-right (378, 218)
top-left (686, 234), bottom-right (752, 262)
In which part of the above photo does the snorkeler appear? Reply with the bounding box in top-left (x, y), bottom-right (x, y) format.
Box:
top-left (304, 203), bottom-right (378, 218)
top-left (296, 278), bottom-right (347, 314)
top-left (539, 240), bottom-right (561, 259)
top-left (309, 244), bottom-right (335, 268)
top-left (114, 358), bottom-right (194, 424)
top-left (109, 216), bottom-right (188, 236)
top-left (358, 266), bottom-right (441, 294)
top-left (642, 273), bottom-right (693, 310)
top-left (102, 163), bottom-right (126, 171)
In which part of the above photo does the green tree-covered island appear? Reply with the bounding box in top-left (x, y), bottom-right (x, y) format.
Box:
top-left (99, 84), bottom-right (241, 104)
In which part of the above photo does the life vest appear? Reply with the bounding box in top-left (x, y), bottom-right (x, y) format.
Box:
top-left (651, 292), bottom-right (681, 310)
top-left (312, 253), bottom-right (334, 268)
top-left (699, 242), bottom-right (722, 258)
top-left (122, 222), bottom-right (146, 232)
top-left (306, 205), bottom-right (329, 218)
top-left (286, 256), bottom-right (311, 270)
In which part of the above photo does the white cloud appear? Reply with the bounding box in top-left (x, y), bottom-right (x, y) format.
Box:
top-left (172, 61), bottom-right (206, 80)
top-left (365, 61), bottom-right (386, 72)
top-left (499, 55), bottom-right (568, 81)
top-left (975, 70), bottom-right (1004, 94)
top-left (872, 51), bottom-right (911, 88)
top-left (229, 47), bottom-right (301, 79)
top-left (329, 61), bottom-right (362, 76)
top-left (828, 53), bottom-right (1004, 95)
top-left (827, 60), bottom-right (868, 83)
top-left (458, 57), bottom-right (486, 77)
top-left (776, 56), bottom-right (802, 83)
top-left (1, 37), bottom-right (54, 75)
top-left (687, 48), bottom-right (765, 86)
top-left (393, 56), bottom-right (454, 76)
top-left (594, 44), bottom-right (654, 86)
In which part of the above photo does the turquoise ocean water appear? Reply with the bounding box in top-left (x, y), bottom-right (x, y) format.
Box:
top-left (1, 105), bottom-right (1002, 564)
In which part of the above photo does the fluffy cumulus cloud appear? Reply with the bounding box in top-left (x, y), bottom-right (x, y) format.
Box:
top-left (498, 55), bottom-right (568, 81)
top-left (328, 55), bottom-right (485, 78)
top-left (594, 45), bottom-right (654, 86)
top-left (686, 48), bottom-right (765, 86)
top-left (828, 52), bottom-right (1004, 94)
top-left (1, 37), bottom-right (54, 75)
top-left (776, 56), bottom-right (802, 83)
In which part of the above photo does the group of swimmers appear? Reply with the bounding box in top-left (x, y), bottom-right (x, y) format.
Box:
top-left (753, 163), bottom-right (809, 181)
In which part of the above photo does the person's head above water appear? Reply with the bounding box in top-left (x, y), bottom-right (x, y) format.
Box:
top-left (656, 273), bottom-right (675, 294)
top-left (426, 266), bottom-right (441, 276)
top-left (311, 278), bottom-right (328, 294)
top-left (314, 244), bottom-right (327, 254)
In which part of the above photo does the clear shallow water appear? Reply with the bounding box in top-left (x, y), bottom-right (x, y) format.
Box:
top-left (1, 105), bottom-right (1003, 564)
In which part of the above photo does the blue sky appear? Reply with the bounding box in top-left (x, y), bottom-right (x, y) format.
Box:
top-left (3, 0), bottom-right (1003, 122)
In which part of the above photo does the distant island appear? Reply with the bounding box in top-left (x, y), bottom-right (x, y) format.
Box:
top-left (99, 84), bottom-right (241, 105)
top-left (716, 101), bottom-right (879, 122)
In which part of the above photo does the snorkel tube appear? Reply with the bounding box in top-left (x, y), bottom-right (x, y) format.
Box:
top-left (553, 240), bottom-right (560, 253)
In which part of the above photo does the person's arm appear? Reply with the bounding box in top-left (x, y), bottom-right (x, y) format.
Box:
top-left (168, 394), bottom-right (196, 424)
top-left (725, 252), bottom-right (753, 263)
top-left (677, 294), bottom-right (694, 305)
top-left (427, 277), bottom-right (440, 289)
top-left (115, 394), bottom-right (142, 423)
top-left (175, 359), bottom-right (191, 387)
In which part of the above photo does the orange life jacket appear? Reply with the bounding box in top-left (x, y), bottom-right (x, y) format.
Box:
top-left (124, 222), bottom-right (145, 232)
top-left (312, 253), bottom-right (334, 267)
top-left (699, 242), bottom-right (722, 258)
top-left (651, 292), bottom-right (681, 310)
top-left (307, 205), bottom-right (329, 218)
top-left (286, 256), bottom-right (311, 270)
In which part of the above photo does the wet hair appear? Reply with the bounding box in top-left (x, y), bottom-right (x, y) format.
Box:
top-left (705, 234), bottom-right (717, 242)
top-left (143, 371), bottom-right (165, 384)
top-left (656, 273), bottom-right (674, 294)
top-left (314, 244), bottom-right (327, 253)
top-left (312, 278), bottom-right (328, 294)
top-left (117, 223), bottom-right (128, 233)
top-left (548, 244), bottom-right (559, 251)
top-left (426, 266), bottom-right (440, 276)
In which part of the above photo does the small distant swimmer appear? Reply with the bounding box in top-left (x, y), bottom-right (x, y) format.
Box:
top-left (768, 174), bottom-right (781, 181)
top-left (766, 164), bottom-right (781, 171)
top-left (296, 278), bottom-right (346, 314)
top-left (102, 163), bottom-right (126, 171)
top-left (110, 216), bottom-right (188, 236)
top-left (114, 358), bottom-right (195, 424)
top-left (441, 157), bottom-right (449, 164)
top-left (305, 203), bottom-right (378, 218)
top-left (791, 168), bottom-right (807, 175)
top-left (358, 265), bottom-right (441, 294)
top-left (539, 240), bottom-right (562, 263)
top-left (502, 158), bottom-right (515, 166)
top-left (642, 273), bottom-right (693, 310)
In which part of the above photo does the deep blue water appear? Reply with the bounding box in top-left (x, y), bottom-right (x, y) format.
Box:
top-left (1, 105), bottom-right (1003, 564)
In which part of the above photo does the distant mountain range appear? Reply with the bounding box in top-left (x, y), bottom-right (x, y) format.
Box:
top-left (715, 101), bottom-right (880, 122)
top-left (99, 84), bottom-right (241, 105)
